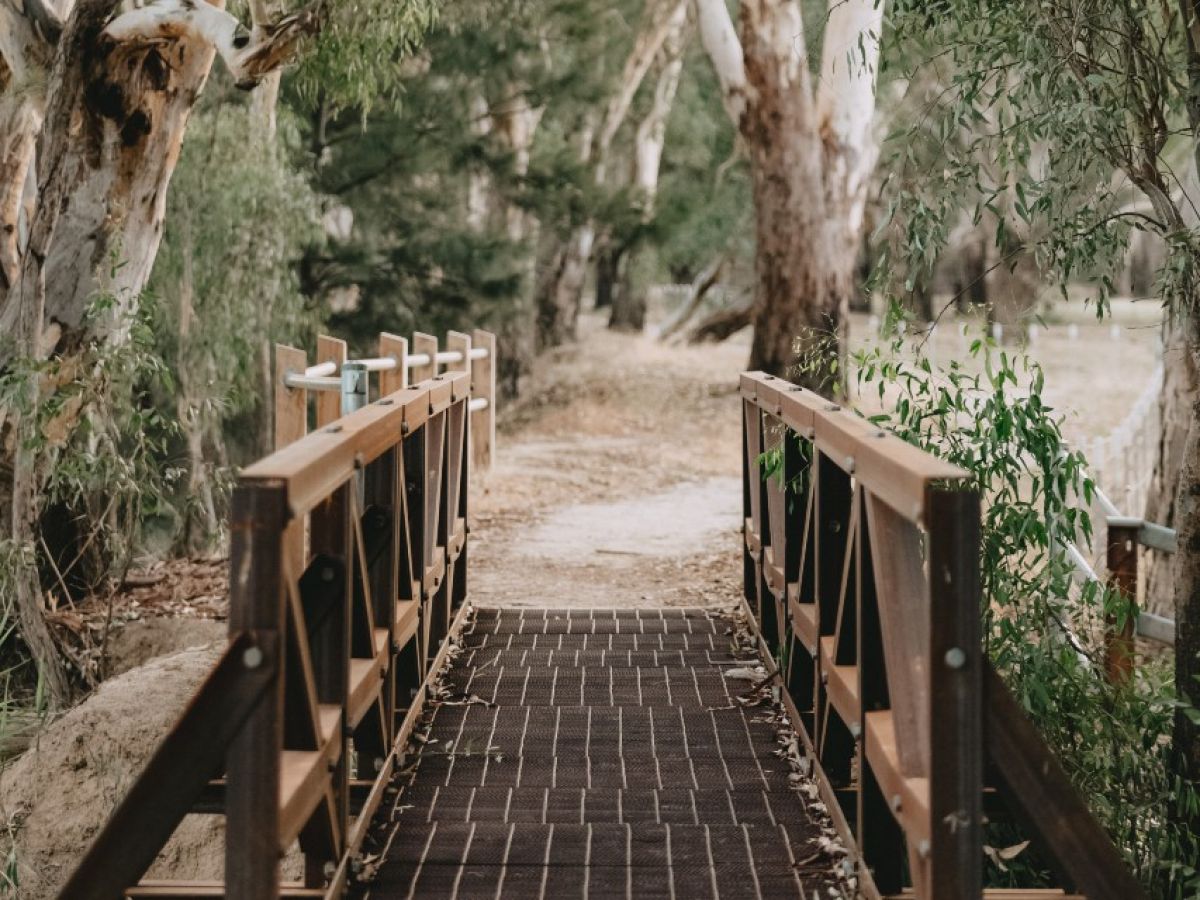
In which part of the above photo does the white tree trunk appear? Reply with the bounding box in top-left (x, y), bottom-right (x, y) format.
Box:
top-left (692, 0), bottom-right (885, 381)
top-left (633, 11), bottom-right (687, 207)
top-left (0, 0), bottom-right (322, 704)
top-left (816, 0), bottom-right (884, 238)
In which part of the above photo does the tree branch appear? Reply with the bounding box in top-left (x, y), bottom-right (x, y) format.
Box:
top-left (693, 0), bottom-right (750, 124)
top-left (104, 0), bottom-right (324, 90)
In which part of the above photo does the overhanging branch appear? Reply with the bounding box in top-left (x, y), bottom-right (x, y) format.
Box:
top-left (104, 0), bottom-right (324, 90)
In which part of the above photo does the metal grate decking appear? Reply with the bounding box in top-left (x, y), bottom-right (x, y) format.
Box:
top-left (361, 608), bottom-right (846, 899)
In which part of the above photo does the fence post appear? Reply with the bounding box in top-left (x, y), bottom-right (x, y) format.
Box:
top-left (274, 344), bottom-right (307, 451)
top-left (446, 330), bottom-right (471, 375)
top-left (926, 485), bottom-right (982, 899)
top-left (379, 332), bottom-right (408, 394)
top-left (225, 483), bottom-right (288, 900)
top-left (412, 332), bottom-right (437, 384)
top-left (471, 329), bottom-right (496, 472)
top-left (1105, 519), bottom-right (1139, 684)
top-left (315, 335), bottom-right (346, 428)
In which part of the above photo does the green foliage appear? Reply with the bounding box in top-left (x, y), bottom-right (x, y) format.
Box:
top-left (880, 0), bottom-right (1200, 314)
top-left (0, 291), bottom-right (181, 601)
top-left (653, 40), bottom-right (750, 281)
top-left (838, 320), bottom-right (1200, 895)
top-left (152, 96), bottom-right (324, 454)
top-left (286, 0), bottom-right (439, 113)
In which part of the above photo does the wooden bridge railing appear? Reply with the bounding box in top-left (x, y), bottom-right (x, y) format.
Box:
top-left (740, 372), bottom-right (1144, 900)
top-left (61, 367), bottom-right (474, 899)
top-left (276, 328), bottom-right (496, 472)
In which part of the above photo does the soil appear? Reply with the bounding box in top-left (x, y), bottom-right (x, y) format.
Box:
top-left (0, 647), bottom-right (227, 898)
top-left (0, 303), bottom-right (1163, 897)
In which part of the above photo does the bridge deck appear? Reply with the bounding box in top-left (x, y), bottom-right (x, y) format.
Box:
top-left (362, 607), bottom-right (845, 899)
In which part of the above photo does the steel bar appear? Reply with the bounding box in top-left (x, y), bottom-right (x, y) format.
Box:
top-left (304, 361), bottom-right (338, 378)
top-left (284, 373), bottom-right (340, 392)
top-left (1137, 611), bottom-right (1176, 645)
top-left (349, 356), bottom-right (399, 372)
top-left (1138, 521), bottom-right (1177, 553)
top-left (1092, 485), bottom-right (1121, 518)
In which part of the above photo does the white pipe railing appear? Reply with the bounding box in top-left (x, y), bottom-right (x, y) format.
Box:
top-left (288, 344), bottom-right (493, 391)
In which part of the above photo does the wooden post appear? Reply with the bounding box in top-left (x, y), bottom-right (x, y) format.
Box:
top-left (1105, 520), bottom-right (1139, 684)
top-left (471, 329), bottom-right (497, 472)
top-left (226, 483), bottom-right (288, 900)
top-left (315, 335), bottom-right (347, 427)
top-left (926, 486), bottom-right (982, 900)
top-left (379, 332), bottom-right (408, 394)
top-left (411, 332), bottom-right (437, 385)
top-left (446, 330), bottom-right (471, 374)
top-left (275, 345), bottom-right (308, 571)
top-left (274, 344), bottom-right (307, 451)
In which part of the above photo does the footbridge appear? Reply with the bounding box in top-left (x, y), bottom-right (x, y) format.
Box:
top-left (60, 333), bottom-right (1144, 899)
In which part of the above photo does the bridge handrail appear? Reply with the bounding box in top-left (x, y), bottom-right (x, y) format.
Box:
top-left (61, 367), bottom-right (476, 899)
top-left (740, 372), bottom-right (1144, 900)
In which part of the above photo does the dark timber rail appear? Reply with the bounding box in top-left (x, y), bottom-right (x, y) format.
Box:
top-left (58, 363), bottom-right (1144, 898)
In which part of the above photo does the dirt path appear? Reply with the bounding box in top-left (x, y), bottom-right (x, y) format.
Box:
top-left (469, 317), bottom-right (751, 610)
top-left (467, 304), bottom-right (1162, 611)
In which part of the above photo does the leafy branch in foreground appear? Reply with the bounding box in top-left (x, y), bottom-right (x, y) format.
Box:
top-left (822, 324), bottom-right (1200, 895)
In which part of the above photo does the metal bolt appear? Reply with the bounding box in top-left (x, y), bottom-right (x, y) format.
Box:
top-left (401, 421), bottom-right (411, 436)
top-left (326, 425), bottom-right (343, 434)
top-left (891, 794), bottom-right (902, 812)
top-left (321, 566), bottom-right (336, 583)
top-left (379, 398), bottom-right (394, 406)
top-left (790, 386), bottom-right (803, 392)
top-left (945, 647), bottom-right (967, 670)
top-left (873, 430), bottom-right (886, 439)
top-left (242, 646), bottom-right (264, 669)
top-left (354, 452), bottom-right (365, 470)
top-left (918, 839), bottom-right (930, 859)
top-left (821, 671), bottom-right (829, 685)
top-left (849, 722), bottom-right (861, 738)
top-left (825, 403), bottom-right (841, 412)
top-left (844, 456), bottom-right (855, 473)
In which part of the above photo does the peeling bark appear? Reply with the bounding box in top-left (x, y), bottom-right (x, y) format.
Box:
top-left (694, 0), bottom-right (884, 385)
top-left (0, 0), bottom-right (322, 704)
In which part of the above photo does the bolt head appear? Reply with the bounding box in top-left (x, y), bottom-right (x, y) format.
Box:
top-left (242, 646), bottom-right (264, 669)
top-left (891, 793), bottom-right (902, 812)
top-left (945, 647), bottom-right (967, 670)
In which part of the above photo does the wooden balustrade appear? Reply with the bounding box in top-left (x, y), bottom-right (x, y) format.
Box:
top-left (739, 371), bottom-right (1144, 900)
top-left (61, 370), bottom-right (474, 899)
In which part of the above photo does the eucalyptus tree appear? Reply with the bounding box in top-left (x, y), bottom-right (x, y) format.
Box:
top-left (883, 0), bottom-right (1200, 833)
top-left (0, 0), bottom-right (437, 702)
top-left (691, 0), bottom-right (886, 384)
top-left (533, 0), bottom-right (689, 348)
